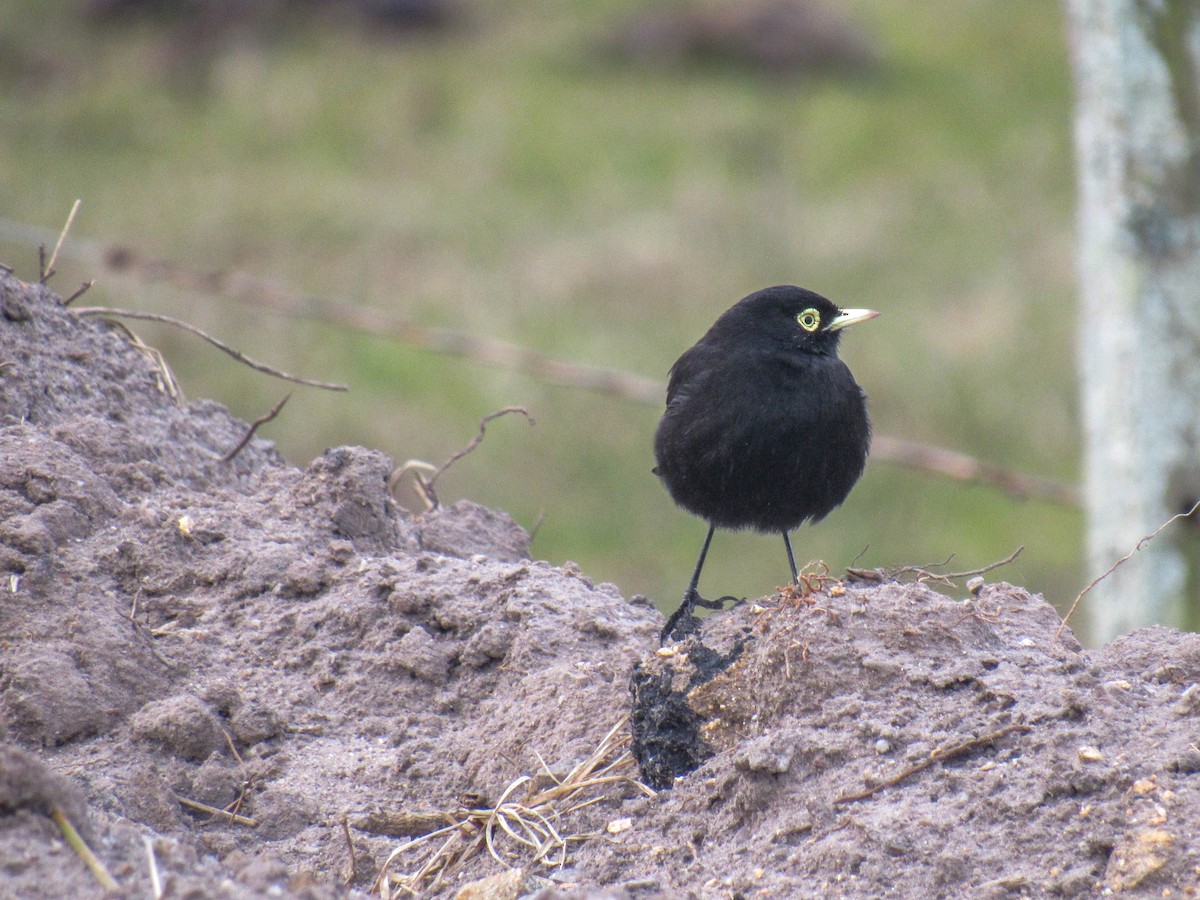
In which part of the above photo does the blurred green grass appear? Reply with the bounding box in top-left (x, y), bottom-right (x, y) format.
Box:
top-left (0, 1), bottom-right (1081, 614)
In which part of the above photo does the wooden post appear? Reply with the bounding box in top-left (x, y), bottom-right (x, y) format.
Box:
top-left (1067, 0), bottom-right (1200, 641)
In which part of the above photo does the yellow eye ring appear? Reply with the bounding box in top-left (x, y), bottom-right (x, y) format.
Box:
top-left (797, 308), bottom-right (821, 332)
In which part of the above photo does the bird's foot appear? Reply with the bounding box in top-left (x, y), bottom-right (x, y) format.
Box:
top-left (659, 590), bottom-right (741, 643)
top-left (659, 606), bottom-right (700, 643)
top-left (692, 593), bottom-right (740, 610)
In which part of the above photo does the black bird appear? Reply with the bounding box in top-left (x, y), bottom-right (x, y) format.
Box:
top-left (654, 285), bottom-right (878, 641)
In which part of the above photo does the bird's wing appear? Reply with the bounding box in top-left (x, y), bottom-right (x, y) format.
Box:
top-left (662, 343), bottom-right (717, 414)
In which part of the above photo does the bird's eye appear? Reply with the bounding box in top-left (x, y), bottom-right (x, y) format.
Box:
top-left (797, 308), bottom-right (821, 332)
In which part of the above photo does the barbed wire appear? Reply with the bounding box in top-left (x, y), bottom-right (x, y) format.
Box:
top-left (0, 216), bottom-right (1079, 507)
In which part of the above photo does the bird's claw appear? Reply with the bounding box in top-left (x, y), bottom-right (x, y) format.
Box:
top-left (659, 591), bottom-right (741, 643)
top-left (692, 593), bottom-right (737, 610)
top-left (659, 607), bottom-right (700, 643)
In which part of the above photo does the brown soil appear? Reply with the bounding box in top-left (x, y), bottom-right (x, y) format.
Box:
top-left (1, 271), bottom-right (1198, 898)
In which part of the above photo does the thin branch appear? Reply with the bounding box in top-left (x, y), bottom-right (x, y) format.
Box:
top-left (72, 306), bottom-right (347, 391)
top-left (42, 199), bottom-right (81, 284)
top-left (221, 727), bottom-right (245, 767)
top-left (834, 723), bottom-right (1030, 804)
top-left (418, 406), bottom-right (536, 509)
top-left (339, 815), bottom-right (357, 886)
top-left (938, 545), bottom-right (1024, 580)
top-left (62, 280), bottom-right (94, 306)
top-left (871, 435), bottom-right (1079, 507)
top-left (847, 546), bottom-right (1023, 586)
top-left (528, 509), bottom-right (545, 544)
top-left (1057, 497), bottom-right (1200, 640)
top-left (222, 392), bottom-right (291, 462)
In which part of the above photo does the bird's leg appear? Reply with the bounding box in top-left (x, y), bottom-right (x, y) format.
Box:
top-left (684, 523), bottom-right (717, 604)
top-left (783, 531), bottom-right (799, 584)
top-left (660, 524), bottom-right (731, 642)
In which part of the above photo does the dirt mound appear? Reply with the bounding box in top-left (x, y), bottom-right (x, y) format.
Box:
top-left (623, 585), bottom-right (1200, 896)
top-left (1, 271), bottom-right (1198, 898)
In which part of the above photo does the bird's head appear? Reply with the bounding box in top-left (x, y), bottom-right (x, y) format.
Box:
top-left (721, 285), bottom-right (878, 356)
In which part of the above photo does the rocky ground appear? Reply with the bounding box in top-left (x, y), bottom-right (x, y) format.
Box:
top-left (1, 270), bottom-right (1198, 898)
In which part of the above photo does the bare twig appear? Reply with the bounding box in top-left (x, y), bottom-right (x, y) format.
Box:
top-left (340, 816), bottom-right (357, 886)
top-left (847, 546), bottom-right (1023, 586)
top-left (222, 392), bottom-right (291, 462)
top-left (1057, 498), bottom-right (1200, 640)
top-left (414, 406), bottom-right (536, 509)
top-left (177, 795), bottom-right (258, 827)
top-left (528, 510), bottom-right (545, 544)
top-left (871, 435), bottom-right (1079, 507)
top-left (43, 200), bottom-right (81, 285)
top-left (50, 805), bottom-right (118, 892)
top-left (39, 200), bottom-right (81, 285)
top-left (62, 280), bottom-right (94, 306)
top-left (834, 723), bottom-right (1030, 804)
top-left (937, 546), bottom-right (1024, 580)
top-left (221, 727), bottom-right (245, 766)
top-left (117, 603), bottom-right (180, 672)
top-left (354, 807), bottom-right (460, 838)
top-left (227, 780), bottom-right (255, 820)
top-left (72, 306), bottom-right (347, 391)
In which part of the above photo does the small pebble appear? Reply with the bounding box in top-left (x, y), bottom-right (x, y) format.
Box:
top-left (607, 817), bottom-right (633, 835)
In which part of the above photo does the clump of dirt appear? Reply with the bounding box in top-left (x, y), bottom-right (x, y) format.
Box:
top-left (1, 270), bottom-right (1199, 898)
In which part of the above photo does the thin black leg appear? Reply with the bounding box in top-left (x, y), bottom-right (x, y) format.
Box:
top-left (660, 524), bottom-right (719, 642)
top-left (686, 523), bottom-right (717, 598)
top-left (783, 531), bottom-right (799, 584)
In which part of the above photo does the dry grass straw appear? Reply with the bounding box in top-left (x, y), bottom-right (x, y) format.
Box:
top-left (50, 805), bottom-right (118, 893)
top-left (40, 199), bottom-right (80, 284)
top-left (143, 835), bottom-right (164, 900)
top-left (372, 717), bottom-right (652, 897)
